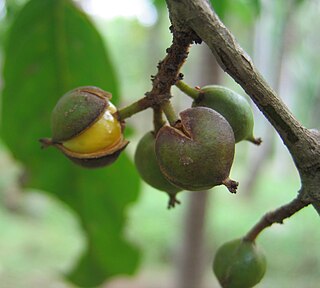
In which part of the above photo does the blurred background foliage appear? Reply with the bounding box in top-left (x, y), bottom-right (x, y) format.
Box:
top-left (0, 0), bottom-right (320, 288)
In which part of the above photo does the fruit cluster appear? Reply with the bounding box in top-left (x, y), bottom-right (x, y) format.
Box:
top-left (40, 83), bottom-right (261, 207)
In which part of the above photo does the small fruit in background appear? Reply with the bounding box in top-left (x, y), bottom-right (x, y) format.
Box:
top-left (134, 131), bottom-right (182, 208)
top-left (40, 86), bottom-right (128, 168)
top-left (213, 238), bottom-right (266, 288)
top-left (155, 107), bottom-right (238, 192)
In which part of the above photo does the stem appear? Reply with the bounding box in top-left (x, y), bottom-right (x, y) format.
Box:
top-left (116, 93), bottom-right (168, 121)
top-left (153, 106), bottom-right (166, 134)
top-left (161, 100), bottom-right (180, 126)
top-left (175, 80), bottom-right (200, 100)
top-left (244, 197), bottom-right (310, 242)
top-left (116, 98), bottom-right (149, 120)
top-left (145, 27), bottom-right (197, 112)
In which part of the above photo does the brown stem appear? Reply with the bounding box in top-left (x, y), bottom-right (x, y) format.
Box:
top-left (244, 197), bottom-right (311, 242)
top-left (147, 26), bottom-right (198, 102)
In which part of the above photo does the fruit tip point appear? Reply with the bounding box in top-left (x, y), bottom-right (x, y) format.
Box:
top-left (248, 136), bottom-right (262, 146)
top-left (39, 138), bottom-right (54, 149)
top-left (167, 194), bottom-right (181, 209)
top-left (222, 177), bottom-right (239, 193)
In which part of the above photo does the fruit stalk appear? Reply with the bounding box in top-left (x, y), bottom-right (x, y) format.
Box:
top-left (116, 95), bottom-right (164, 121)
top-left (244, 196), bottom-right (310, 242)
top-left (175, 80), bottom-right (200, 100)
top-left (153, 106), bottom-right (166, 133)
top-left (161, 100), bottom-right (180, 126)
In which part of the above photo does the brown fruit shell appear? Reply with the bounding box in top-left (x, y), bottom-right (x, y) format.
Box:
top-left (155, 107), bottom-right (236, 191)
top-left (54, 137), bottom-right (129, 168)
top-left (51, 86), bottom-right (112, 142)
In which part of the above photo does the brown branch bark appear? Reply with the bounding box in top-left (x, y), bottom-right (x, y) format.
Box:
top-left (165, 0), bottom-right (320, 205)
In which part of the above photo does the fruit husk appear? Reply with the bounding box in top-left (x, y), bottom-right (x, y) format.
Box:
top-left (51, 86), bottom-right (112, 142)
top-left (213, 238), bottom-right (266, 288)
top-left (193, 85), bottom-right (255, 143)
top-left (155, 107), bottom-right (237, 191)
top-left (53, 137), bottom-right (129, 168)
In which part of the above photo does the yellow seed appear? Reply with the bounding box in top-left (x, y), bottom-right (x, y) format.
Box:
top-left (63, 104), bottom-right (121, 153)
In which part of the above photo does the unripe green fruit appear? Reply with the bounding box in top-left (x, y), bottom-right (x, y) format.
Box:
top-left (40, 86), bottom-right (128, 168)
top-left (213, 238), bottom-right (266, 288)
top-left (155, 107), bottom-right (238, 192)
top-left (134, 131), bottom-right (182, 208)
top-left (192, 85), bottom-right (261, 144)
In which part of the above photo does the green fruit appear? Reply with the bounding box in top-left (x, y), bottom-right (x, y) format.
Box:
top-left (193, 85), bottom-right (261, 144)
top-left (40, 86), bottom-right (128, 168)
top-left (134, 131), bottom-right (182, 208)
top-left (155, 107), bottom-right (238, 192)
top-left (213, 238), bottom-right (266, 288)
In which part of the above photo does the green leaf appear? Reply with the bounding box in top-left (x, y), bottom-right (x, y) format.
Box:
top-left (209, 0), bottom-right (228, 20)
top-left (210, 0), bottom-right (260, 23)
top-left (152, 0), bottom-right (166, 9)
top-left (249, 0), bottom-right (261, 16)
top-left (1, 0), bottom-right (141, 286)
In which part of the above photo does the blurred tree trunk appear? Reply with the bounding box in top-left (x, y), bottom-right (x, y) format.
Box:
top-left (175, 44), bottom-right (222, 288)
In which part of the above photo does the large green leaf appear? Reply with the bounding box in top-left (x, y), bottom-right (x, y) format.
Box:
top-left (1, 0), bottom-right (141, 286)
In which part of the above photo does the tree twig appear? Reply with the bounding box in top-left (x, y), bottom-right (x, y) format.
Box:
top-left (244, 197), bottom-right (311, 242)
